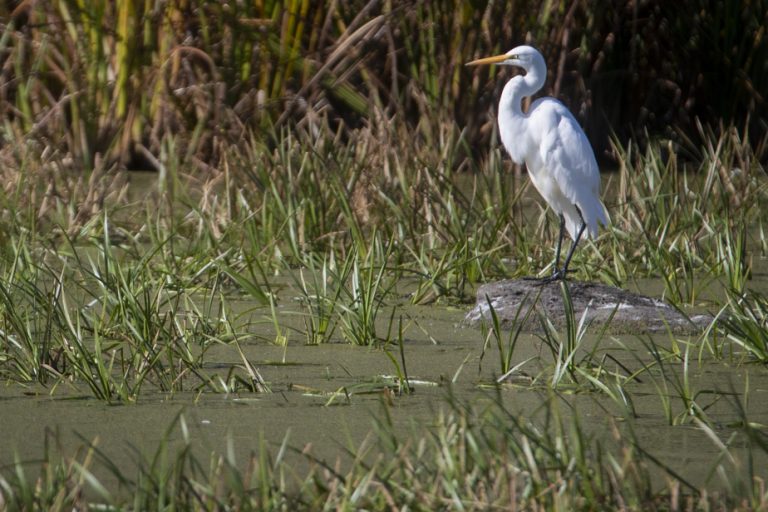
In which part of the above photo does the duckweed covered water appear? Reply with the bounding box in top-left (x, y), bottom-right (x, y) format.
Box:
top-left (2, 285), bottom-right (767, 496)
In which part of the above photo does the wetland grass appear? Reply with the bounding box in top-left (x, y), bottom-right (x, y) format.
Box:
top-left (0, 124), bottom-right (766, 507)
top-left (606, 131), bottom-right (766, 306)
top-left (719, 290), bottom-right (768, 363)
top-left (479, 287), bottom-right (540, 383)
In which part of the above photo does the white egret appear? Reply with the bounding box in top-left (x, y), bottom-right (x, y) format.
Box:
top-left (467, 45), bottom-right (608, 280)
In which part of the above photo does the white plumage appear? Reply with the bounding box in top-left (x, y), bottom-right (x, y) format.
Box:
top-left (467, 45), bottom-right (608, 280)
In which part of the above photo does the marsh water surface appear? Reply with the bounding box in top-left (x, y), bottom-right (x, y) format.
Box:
top-left (2, 277), bottom-right (767, 493)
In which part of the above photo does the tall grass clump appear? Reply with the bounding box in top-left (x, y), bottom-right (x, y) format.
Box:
top-left (0, 214), bottom-right (276, 401)
top-left (335, 235), bottom-right (397, 346)
top-left (719, 290), bottom-right (768, 363)
top-left (0, 241), bottom-right (65, 384)
top-left (219, 125), bottom-right (522, 297)
top-left (606, 126), bottom-right (766, 305)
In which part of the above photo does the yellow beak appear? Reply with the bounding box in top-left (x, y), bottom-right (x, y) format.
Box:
top-left (465, 54), bottom-right (510, 66)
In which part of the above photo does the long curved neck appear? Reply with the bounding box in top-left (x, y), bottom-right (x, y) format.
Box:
top-left (499, 64), bottom-right (545, 117)
top-left (497, 61), bottom-right (546, 165)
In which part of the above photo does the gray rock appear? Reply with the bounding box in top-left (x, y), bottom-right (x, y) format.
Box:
top-left (464, 278), bottom-right (712, 334)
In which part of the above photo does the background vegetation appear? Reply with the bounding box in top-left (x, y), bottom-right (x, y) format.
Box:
top-left (1, 0), bottom-right (766, 172)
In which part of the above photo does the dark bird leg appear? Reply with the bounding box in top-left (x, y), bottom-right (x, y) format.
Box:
top-left (560, 220), bottom-right (586, 277)
top-left (552, 214), bottom-right (566, 277)
top-left (542, 209), bottom-right (585, 283)
top-left (538, 215), bottom-right (567, 284)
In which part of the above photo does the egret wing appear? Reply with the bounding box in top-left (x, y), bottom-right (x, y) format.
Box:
top-left (535, 101), bottom-right (607, 236)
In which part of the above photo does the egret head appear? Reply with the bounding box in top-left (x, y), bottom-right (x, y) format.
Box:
top-left (466, 45), bottom-right (544, 72)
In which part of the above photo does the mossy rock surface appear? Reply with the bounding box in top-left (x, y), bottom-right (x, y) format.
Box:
top-left (464, 278), bottom-right (712, 335)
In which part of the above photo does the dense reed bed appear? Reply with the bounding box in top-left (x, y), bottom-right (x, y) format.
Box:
top-left (0, 0), bottom-right (765, 170)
